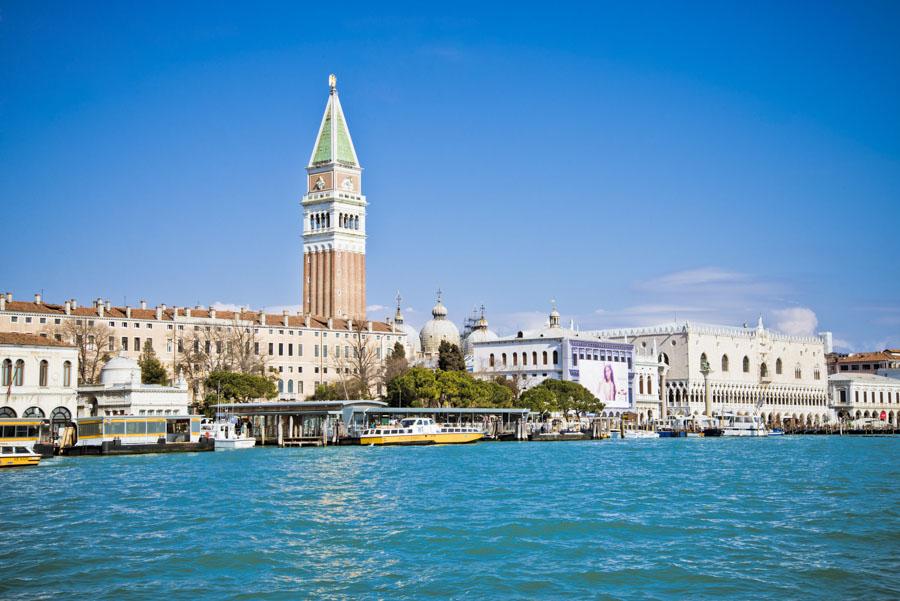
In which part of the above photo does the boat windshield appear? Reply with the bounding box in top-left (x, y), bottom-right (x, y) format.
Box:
top-left (400, 419), bottom-right (416, 428)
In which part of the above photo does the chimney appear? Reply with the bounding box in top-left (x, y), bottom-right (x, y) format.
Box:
top-left (283, 310), bottom-right (290, 326)
top-left (327, 317), bottom-right (334, 330)
top-left (64, 300), bottom-right (71, 315)
top-left (125, 306), bottom-right (132, 318)
top-left (140, 299), bottom-right (147, 310)
top-left (97, 302), bottom-right (105, 318)
top-left (348, 318), bottom-right (354, 331)
top-left (185, 307), bottom-right (192, 318)
top-left (105, 299), bottom-right (111, 312)
top-left (304, 315), bottom-right (311, 328)
top-left (260, 312), bottom-right (266, 326)
top-left (34, 293), bottom-right (42, 305)
top-left (70, 298), bottom-right (77, 310)
top-left (0, 295), bottom-right (5, 311)
top-left (155, 306), bottom-right (163, 320)
top-left (4, 292), bottom-right (11, 302)
top-left (210, 307), bottom-right (217, 320)
top-left (367, 321), bottom-right (373, 333)
top-left (173, 306), bottom-right (180, 317)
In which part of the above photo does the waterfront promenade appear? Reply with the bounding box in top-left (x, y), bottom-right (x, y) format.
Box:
top-left (2, 436), bottom-right (898, 599)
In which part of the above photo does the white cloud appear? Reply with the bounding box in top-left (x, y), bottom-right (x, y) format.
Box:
top-left (619, 304), bottom-right (706, 315)
top-left (211, 301), bottom-right (245, 312)
top-left (263, 304), bottom-right (302, 314)
top-left (772, 307), bottom-right (818, 337)
top-left (831, 338), bottom-right (854, 352)
top-left (366, 304), bottom-right (387, 313)
top-left (642, 267), bottom-right (746, 289)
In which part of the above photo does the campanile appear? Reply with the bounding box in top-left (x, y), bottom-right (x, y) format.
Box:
top-left (301, 74), bottom-right (367, 320)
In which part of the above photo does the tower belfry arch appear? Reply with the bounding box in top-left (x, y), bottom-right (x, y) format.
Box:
top-left (301, 74), bottom-right (367, 319)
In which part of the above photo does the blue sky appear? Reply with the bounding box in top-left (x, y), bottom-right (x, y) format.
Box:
top-left (1, 2), bottom-right (898, 351)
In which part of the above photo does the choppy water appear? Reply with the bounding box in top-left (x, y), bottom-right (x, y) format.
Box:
top-left (1, 436), bottom-right (899, 600)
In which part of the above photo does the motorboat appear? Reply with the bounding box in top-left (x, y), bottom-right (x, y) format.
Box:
top-left (360, 418), bottom-right (483, 445)
top-left (0, 444), bottom-right (41, 468)
top-left (707, 413), bottom-right (769, 437)
top-left (622, 429), bottom-right (660, 439)
top-left (200, 418), bottom-right (256, 450)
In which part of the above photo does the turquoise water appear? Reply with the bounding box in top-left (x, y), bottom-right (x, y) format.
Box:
top-left (2, 437), bottom-right (899, 599)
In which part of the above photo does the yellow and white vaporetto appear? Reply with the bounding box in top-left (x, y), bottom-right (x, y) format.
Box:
top-left (360, 417), bottom-right (483, 446)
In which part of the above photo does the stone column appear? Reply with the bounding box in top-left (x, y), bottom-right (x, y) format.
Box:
top-left (277, 414), bottom-right (283, 447)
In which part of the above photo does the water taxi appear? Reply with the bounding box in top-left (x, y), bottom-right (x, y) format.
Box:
top-left (0, 444), bottom-right (41, 468)
top-left (360, 417), bottom-right (484, 445)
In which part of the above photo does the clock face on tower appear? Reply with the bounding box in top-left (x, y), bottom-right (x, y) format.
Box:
top-left (341, 177), bottom-right (354, 191)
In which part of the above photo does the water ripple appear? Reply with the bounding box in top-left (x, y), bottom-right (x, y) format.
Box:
top-left (0, 437), bottom-right (898, 599)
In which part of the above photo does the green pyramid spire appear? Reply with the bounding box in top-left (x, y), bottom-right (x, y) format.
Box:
top-left (309, 74), bottom-right (359, 168)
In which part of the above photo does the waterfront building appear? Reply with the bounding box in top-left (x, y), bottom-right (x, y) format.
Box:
top-left (589, 318), bottom-right (831, 427)
top-left (419, 292), bottom-right (461, 361)
top-left (302, 74), bottom-right (367, 320)
top-left (472, 305), bottom-right (654, 419)
top-left (828, 372), bottom-right (900, 425)
top-left (0, 293), bottom-right (404, 402)
top-left (0, 332), bottom-right (78, 425)
top-left (826, 349), bottom-right (900, 375)
top-left (77, 355), bottom-right (190, 417)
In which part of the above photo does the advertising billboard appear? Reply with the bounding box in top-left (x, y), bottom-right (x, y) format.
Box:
top-left (578, 360), bottom-right (631, 411)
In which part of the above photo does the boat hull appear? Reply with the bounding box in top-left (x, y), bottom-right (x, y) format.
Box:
top-left (0, 455), bottom-right (40, 468)
top-left (360, 432), bottom-right (484, 446)
top-left (214, 438), bottom-right (256, 450)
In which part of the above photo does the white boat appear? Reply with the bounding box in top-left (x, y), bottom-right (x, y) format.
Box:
top-left (200, 418), bottom-right (256, 450)
top-left (718, 413), bottom-right (769, 437)
top-left (622, 429), bottom-right (660, 439)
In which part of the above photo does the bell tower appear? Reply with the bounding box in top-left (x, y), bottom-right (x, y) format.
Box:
top-left (301, 74), bottom-right (367, 319)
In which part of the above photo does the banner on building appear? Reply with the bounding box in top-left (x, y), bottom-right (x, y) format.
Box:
top-left (578, 360), bottom-right (631, 411)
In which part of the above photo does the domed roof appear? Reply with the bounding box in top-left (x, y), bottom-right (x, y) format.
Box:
top-left (419, 291), bottom-right (460, 355)
top-left (399, 322), bottom-right (422, 357)
top-left (100, 354), bottom-right (141, 386)
top-left (464, 327), bottom-right (498, 354)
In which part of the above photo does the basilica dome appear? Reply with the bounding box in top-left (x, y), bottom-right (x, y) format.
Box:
top-left (420, 294), bottom-right (460, 356)
top-left (463, 311), bottom-right (498, 355)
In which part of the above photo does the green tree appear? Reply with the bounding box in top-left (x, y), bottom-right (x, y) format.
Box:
top-left (388, 366), bottom-right (440, 407)
top-left (311, 380), bottom-right (368, 400)
top-left (138, 345), bottom-right (169, 385)
top-left (381, 341), bottom-right (409, 396)
top-left (204, 370), bottom-right (278, 404)
top-left (519, 379), bottom-right (603, 417)
top-left (437, 341), bottom-right (466, 371)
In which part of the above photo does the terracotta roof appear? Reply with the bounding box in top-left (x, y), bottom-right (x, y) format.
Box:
top-left (0, 331), bottom-right (76, 348)
top-left (2, 299), bottom-right (397, 333)
top-left (834, 351), bottom-right (894, 363)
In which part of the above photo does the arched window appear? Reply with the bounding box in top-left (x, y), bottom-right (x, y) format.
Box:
top-left (742, 356), bottom-right (750, 373)
top-left (50, 406), bottom-right (71, 423)
top-left (814, 367), bottom-right (821, 381)
top-left (639, 375), bottom-right (644, 395)
top-left (13, 360), bottom-right (24, 386)
top-left (354, 215), bottom-right (359, 230)
top-left (287, 380), bottom-right (294, 393)
top-left (542, 351), bottom-right (548, 365)
top-left (760, 363), bottom-right (768, 378)
top-left (325, 213), bottom-right (330, 228)
top-left (522, 352), bottom-right (527, 366)
top-left (647, 377), bottom-right (653, 395)
top-left (277, 380), bottom-right (284, 393)
top-left (489, 353), bottom-right (495, 367)
top-left (721, 355), bottom-right (729, 372)
top-left (1, 359), bottom-right (10, 386)
top-left (63, 361), bottom-right (72, 387)
top-left (513, 353), bottom-right (518, 366)
top-left (794, 365), bottom-right (802, 379)
top-left (776, 358), bottom-right (783, 375)
top-left (532, 351), bottom-right (538, 366)
top-left (659, 353), bottom-right (669, 365)
top-left (501, 353), bottom-right (507, 366)
top-left (23, 406), bottom-right (45, 418)
top-left (39, 360), bottom-right (48, 387)
top-left (552, 350), bottom-right (558, 365)
top-left (0, 406), bottom-right (16, 417)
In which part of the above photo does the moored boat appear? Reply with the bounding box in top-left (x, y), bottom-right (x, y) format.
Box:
top-left (200, 418), bottom-right (256, 450)
top-left (360, 418), bottom-right (483, 445)
top-left (0, 444), bottom-right (41, 468)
